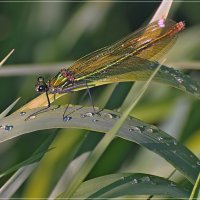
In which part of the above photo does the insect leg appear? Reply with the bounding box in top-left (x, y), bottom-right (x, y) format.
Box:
top-left (84, 81), bottom-right (101, 115)
top-left (25, 90), bottom-right (51, 121)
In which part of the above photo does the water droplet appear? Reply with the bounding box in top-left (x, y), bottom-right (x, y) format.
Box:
top-left (101, 70), bottom-right (107, 74)
top-left (190, 154), bottom-right (194, 158)
top-left (5, 125), bottom-right (13, 131)
top-left (129, 126), bottom-right (141, 134)
top-left (196, 161), bottom-right (200, 166)
top-left (190, 84), bottom-right (197, 91)
top-left (28, 115), bottom-right (36, 120)
top-left (141, 176), bottom-right (151, 182)
top-left (80, 112), bottom-right (94, 118)
top-left (172, 150), bottom-right (177, 154)
top-left (92, 119), bottom-right (98, 123)
top-left (161, 68), bottom-right (169, 74)
top-left (150, 181), bottom-right (156, 185)
top-left (146, 128), bottom-right (153, 134)
top-left (51, 105), bottom-right (60, 111)
top-left (20, 112), bottom-right (26, 116)
top-left (192, 165), bottom-right (197, 169)
top-left (157, 136), bottom-right (163, 141)
top-left (131, 178), bottom-right (138, 184)
top-left (138, 125), bottom-right (145, 132)
top-left (0, 125), bottom-right (13, 131)
top-left (170, 182), bottom-right (176, 187)
top-left (173, 140), bottom-right (177, 145)
top-left (101, 113), bottom-right (120, 119)
top-left (176, 77), bottom-right (184, 84)
top-left (111, 113), bottom-right (120, 119)
top-left (63, 116), bottom-right (72, 121)
top-left (121, 177), bottom-right (125, 180)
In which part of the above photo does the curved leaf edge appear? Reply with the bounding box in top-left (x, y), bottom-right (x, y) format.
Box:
top-left (71, 173), bottom-right (190, 199)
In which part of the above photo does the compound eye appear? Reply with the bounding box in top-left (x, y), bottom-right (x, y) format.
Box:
top-left (38, 85), bottom-right (45, 92)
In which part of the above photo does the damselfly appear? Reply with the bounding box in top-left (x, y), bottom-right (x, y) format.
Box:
top-left (31, 19), bottom-right (185, 119)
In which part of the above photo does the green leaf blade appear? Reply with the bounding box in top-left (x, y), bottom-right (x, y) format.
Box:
top-left (72, 173), bottom-right (190, 199)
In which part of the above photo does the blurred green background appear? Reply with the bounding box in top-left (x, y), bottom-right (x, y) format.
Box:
top-left (0, 2), bottom-right (199, 198)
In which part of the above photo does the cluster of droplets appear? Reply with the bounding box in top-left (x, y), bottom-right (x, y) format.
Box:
top-left (128, 125), bottom-right (158, 135)
top-left (79, 111), bottom-right (120, 123)
top-left (161, 66), bottom-right (199, 94)
top-left (120, 175), bottom-right (155, 186)
top-left (127, 124), bottom-right (182, 151)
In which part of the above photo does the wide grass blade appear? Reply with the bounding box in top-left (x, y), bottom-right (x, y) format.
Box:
top-left (0, 163), bottom-right (37, 199)
top-left (71, 173), bottom-right (189, 199)
top-left (0, 105), bottom-right (199, 184)
top-left (189, 173), bottom-right (200, 200)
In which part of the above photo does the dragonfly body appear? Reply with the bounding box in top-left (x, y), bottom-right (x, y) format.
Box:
top-left (35, 19), bottom-right (185, 95)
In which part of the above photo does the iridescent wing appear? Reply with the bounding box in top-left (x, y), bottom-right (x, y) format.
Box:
top-left (51, 19), bottom-right (184, 87)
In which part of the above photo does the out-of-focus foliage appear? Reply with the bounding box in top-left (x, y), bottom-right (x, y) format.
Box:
top-left (0, 2), bottom-right (199, 199)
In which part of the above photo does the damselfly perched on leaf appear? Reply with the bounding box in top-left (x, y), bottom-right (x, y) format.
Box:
top-left (31, 19), bottom-right (185, 120)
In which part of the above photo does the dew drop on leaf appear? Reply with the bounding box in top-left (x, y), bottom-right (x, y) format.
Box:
top-left (80, 112), bottom-right (94, 118)
top-left (170, 182), bottom-right (176, 187)
top-left (0, 125), bottom-right (13, 131)
top-left (20, 112), bottom-right (26, 116)
top-left (63, 116), bottom-right (72, 121)
top-left (28, 115), bottom-right (36, 120)
top-left (5, 125), bottom-right (13, 131)
top-left (146, 128), bottom-right (153, 134)
top-left (129, 126), bottom-right (142, 134)
top-left (190, 84), bottom-right (197, 92)
top-left (192, 165), bottom-right (197, 169)
top-left (157, 136), bottom-right (163, 141)
top-left (176, 77), bottom-right (184, 84)
top-left (141, 176), bottom-right (151, 182)
top-left (131, 178), bottom-right (138, 184)
top-left (101, 112), bottom-right (120, 119)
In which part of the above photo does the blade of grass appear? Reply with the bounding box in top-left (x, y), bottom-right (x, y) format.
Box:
top-left (0, 97), bottom-right (21, 119)
top-left (48, 152), bottom-right (90, 199)
top-left (150, 0), bottom-right (172, 23)
top-left (189, 173), bottom-right (200, 200)
top-left (0, 106), bottom-right (199, 184)
top-left (72, 173), bottom-right (189, 199)
top-left (0, 49), bottom-right (15, 67)
top-left (0, 133), bottom-right (57, 198)
top-left (23, 129), bottom-right (86, 198)
top-left (0, 163), bottom-right (37, 199)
